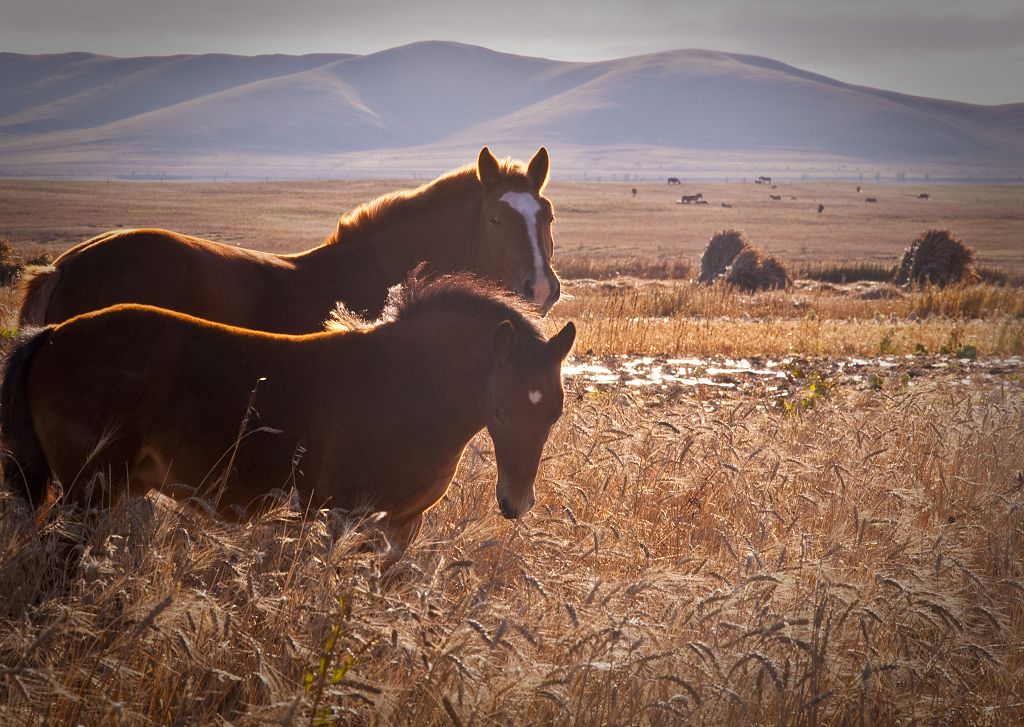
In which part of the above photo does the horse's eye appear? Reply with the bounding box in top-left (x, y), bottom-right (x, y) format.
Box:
top-left (490, 215), bottom-right (501, 226)
top-left (493, 408), bottom-right (506, 423)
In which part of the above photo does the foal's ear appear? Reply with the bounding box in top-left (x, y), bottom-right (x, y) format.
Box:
top-left (527, 147), bottom-right (549, 192)
top-left (547, 321), bottom-right (576, 361)
top-left (493, 320), bottom-right (517, 364)
top-left (477, 147), bottom-right (502, 189)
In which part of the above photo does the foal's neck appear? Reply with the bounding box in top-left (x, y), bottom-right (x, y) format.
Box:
top-left (387, 313), bottom-right (495, 437)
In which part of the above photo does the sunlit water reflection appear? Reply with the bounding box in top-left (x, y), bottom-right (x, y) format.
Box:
top-left (563, 354), bottom-right (1023, 399)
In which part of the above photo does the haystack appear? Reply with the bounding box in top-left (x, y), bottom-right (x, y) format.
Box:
top-left (895, 229), bottom-right (978, 287)
top-left (724, 248), bottom-right (792, 291)
top-left (698, 229), bottom-right (749, 284)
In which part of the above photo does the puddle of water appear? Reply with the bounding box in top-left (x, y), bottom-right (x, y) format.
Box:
top-left (563, 353), bottom-right (1023, 395)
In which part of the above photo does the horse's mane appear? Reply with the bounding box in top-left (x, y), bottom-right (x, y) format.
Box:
top-left (324, 158), bottom-right (536, 246)
top-left (324, 272), bottom-right (542, 337)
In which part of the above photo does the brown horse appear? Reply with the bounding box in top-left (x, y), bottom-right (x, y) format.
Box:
top-left (1, 274), bottom-right (575, 552)
top-left (18, 147), bottom-right (561, 333)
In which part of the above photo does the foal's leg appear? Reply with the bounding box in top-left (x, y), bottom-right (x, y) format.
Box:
top-left (377, 514), bottom-right (424, 588)
top-left (387, 514), bottom-right (424, 558)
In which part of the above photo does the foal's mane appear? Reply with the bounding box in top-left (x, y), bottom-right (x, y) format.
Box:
top-left (325, 273), bottom-right (542, 337)
top-left (324, 158), bottom-right (536, 246)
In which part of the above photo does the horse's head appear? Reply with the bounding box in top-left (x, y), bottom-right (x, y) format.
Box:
top-left (475, 147), bottom-right (561, 314)
top-left (486, 319), bottom-right (575, 519)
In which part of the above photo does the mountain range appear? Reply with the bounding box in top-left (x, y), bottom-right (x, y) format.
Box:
top-left (1, 41), bottom-right (1022, 179)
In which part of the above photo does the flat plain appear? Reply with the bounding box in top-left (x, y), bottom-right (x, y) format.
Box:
top-left (0, 178), bottom-right (1022, 725)
top-left (1, 178), bottom-right (1022, 271)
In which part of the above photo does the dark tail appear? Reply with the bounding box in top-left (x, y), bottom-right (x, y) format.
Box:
top-left (1, 326), bottom-right (54, 509)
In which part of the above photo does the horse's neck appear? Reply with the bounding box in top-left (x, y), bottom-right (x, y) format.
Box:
top-left (290, 188), bottom-right (482, 317)
top-left (318, 186), bottom-right (481, 275)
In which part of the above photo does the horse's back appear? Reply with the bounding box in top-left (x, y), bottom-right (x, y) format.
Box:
top-left (30, 228), bottom-right (294, 328)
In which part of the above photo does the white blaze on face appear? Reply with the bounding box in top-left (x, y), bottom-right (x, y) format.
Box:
top-left (500, 191), bottom-right (551, 307)
top-left (528, 390), bottom-right (543, 405)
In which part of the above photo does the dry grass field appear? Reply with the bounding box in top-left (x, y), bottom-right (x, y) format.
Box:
top-left (0, 179), bottom-right (1022, 725)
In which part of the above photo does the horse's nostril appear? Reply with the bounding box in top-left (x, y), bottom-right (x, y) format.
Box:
top-left (522, 279), bottom-right (535, 299)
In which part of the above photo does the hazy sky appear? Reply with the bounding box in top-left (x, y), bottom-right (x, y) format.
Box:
top-left (3, 0), bottom-right (1023, 105)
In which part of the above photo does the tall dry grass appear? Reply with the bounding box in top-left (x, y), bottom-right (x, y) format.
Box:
top-left (2, 375), bottom-right (1021, 724)
top-left (553, 279), bottom-right (1024, 357)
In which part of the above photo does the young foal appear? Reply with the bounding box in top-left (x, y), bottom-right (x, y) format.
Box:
top-left (19, 147), bottom-right (561, 332)
top-left (1, 276), bottom-right (574, 553)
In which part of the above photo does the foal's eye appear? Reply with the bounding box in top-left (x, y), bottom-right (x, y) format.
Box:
top-left (489, 215), bottom-right (501, 225)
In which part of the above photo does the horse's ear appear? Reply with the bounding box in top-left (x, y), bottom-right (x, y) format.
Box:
top-left (547, 321), bottom-right (576, 361)
top-left (493, 320), bottom-right (516, 364)
top-left (527, 147), bottom-right (549, 192)
top-left (477, 147), bottom-right (502, 189)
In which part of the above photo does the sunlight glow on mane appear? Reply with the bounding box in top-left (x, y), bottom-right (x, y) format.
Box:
top-left (324, 158), bottom-right (536, 246)
top-left (323, 273), bottom-right (543, 337)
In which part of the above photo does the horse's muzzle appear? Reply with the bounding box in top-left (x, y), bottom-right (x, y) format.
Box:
top-left (529, 276), bottom-right (560, 315)
top-left (497, 491), bottom-right (536, 520)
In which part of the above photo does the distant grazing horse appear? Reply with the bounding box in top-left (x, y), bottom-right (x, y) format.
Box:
top-left (769, 194), bottom-right (783, 201)
top-left (0, 275), bottom-right (576, 554)
top-left (631, 188), bottom-right (638, 198)
top-left (680, 193), bottom-right (703, 204)
top-left (667, 177), bottom-right (682, 185)
top-left (817, 204), bottom-right (825, 214)
top-left (865, 197), bottom-right (878, 203)
top-left (19, 147), bottom-right (561, 332)
top-left (917, 193), bottom-right (930, 200)
top-left (755, 176), bottom-right (772, 185)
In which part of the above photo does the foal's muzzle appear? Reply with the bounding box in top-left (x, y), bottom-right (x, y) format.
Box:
top-left (498, 492), bottom-right (536, 520)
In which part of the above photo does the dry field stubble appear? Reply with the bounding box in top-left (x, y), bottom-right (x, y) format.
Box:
top-left (0, 180), bottom-right (1022, 724)
top-left (1, 372), bottom-right (1021, 724)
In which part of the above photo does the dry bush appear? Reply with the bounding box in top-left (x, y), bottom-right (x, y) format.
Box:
top-left (797, 261), bottom-right (895, 284)
top-left (0, 238), bottom-right (22, 287)
top-left (2, 376), bottom-right (1022, 724)
top-left (557, 256), bottom-right (692, 281)
top-left (0, 238), bottom-right (51, 288)
top-left (698, 230), bottom-right (749, 284)
top-left (895, 229), bottom-right (980, 287)
top-left (724, 248), bottom-right (792, 291)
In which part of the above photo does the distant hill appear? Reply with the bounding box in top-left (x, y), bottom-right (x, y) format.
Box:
top-left (1, 42), bottom-right (1022, 179)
